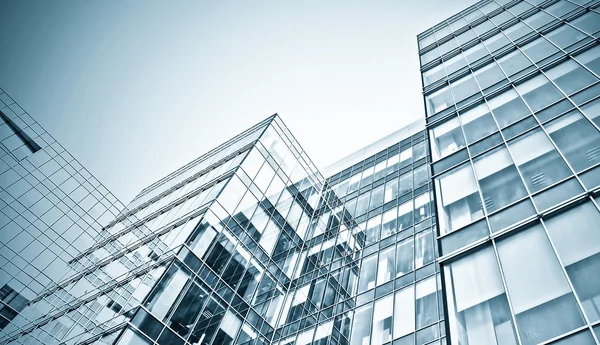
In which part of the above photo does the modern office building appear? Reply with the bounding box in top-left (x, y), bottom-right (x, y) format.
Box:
top-left (0, 88), bottom-right (126, 331)
top-left (3, 0), bottom-right (600, 344)
top-left (419, 0), bottom-right (600, 344)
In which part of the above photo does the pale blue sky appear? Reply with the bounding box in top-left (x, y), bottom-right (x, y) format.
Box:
top-left (0, 0), bottom-right (475, 203)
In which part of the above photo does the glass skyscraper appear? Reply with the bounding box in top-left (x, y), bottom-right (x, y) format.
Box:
top-left (419, 0), bottom-right (600, 344)
top-left (2, 0), bottom-right (600, 344)
top-left (0, 88), bottom-right (126, 332)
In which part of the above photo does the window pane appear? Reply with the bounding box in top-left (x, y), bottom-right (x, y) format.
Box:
top-left (414, 230), bottom-right (434, 269)
top-left (372, 295), bottom-right (394, 345)
top-left (474, 62), bottom-right (506, 90)
top-left (384, 177), bottom-right (399, 203)
top-left (414, 193), bottom-right (432, 223)
top-left (580, 97), bottom-right (600, 127)
top-left (365, 214), bottom-right (381, 245)
top-left (399, 171), bottom-right (413, 196)
top-left (483, 32), bottom-right (511, 54)
top-left (382, 207), bottom-right (397, 239)
top-left (394, 286), bottom-right (415, 338)
top-left (504, 22), bottom-right (533, 42)
top-left (358, 254), bottom-right (377, 292)
top-left (416, 276), bottom-right (438, 328)
top-left (574, 44), bottom-right (600, 76)
top-left (569, 12), bottom-right (600, 35)
top-left (444, 247), bottom-right (517, 345)
top-left (488, 88), bottom-right (530, 128)
top-left (545, 202), bottom-right (600, 322)
top-left (377, 246), bottom-right (395, 286)
top-left (429, 117), bottom-right (466, 161)
top-left (396, 237), bottom-right (414, 277)
top-left (545, 59), bottom-right (598, 95)
top-left (464, 43), bottom-right (489, 64)
top-left (521, 36), bottom-right (560, 64)
top-left (516, 74), bottom-right (563, 113)
top-left (544, 110), bottom-right (600, 172)
top-left (508, 129), bottom-right (571, 192)
top-left (398, 200), bottom-right (414, 231)
top-left (451, 73), bottom-right (481, 103)
top-left (424, 63), bottom-right (447, 86)
top-left (497, 224), bottom-right (584, 345)
top-left (413, 165), bottom-right (429, 189)
top-left (435, 164), bottom-right (483, 234)
top-left (473, 146), bottom-right (528, 213)
top-left (460, 102), bottom-right (498, 144)
top-left (546, 24), bottom-right (587, 49)
top-left (497, 49), bottom-right (532, 78)
top-left (350, 304), bottom-right (373, 345)
top-left (444, 53), bottom-right (468, 75)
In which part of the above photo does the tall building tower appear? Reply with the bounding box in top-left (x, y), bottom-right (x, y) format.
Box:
top-left (0, 115), bottom-right (329, 345)
top-left (419, 0), bottom-right (600, 344)
top-left (0, 88), bottom-right (125, 331)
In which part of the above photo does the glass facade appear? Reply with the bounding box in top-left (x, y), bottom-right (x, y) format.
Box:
top-left (420, 0), bottom-right (600, 344)
top-left (3, 0), bottom-right (600, 344)
top-left (0, 88), bottom-right (125, 332)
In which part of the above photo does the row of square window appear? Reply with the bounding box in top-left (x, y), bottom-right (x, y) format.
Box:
top-left (423, 18), bottom-right (599, 92)
top-left (326, 133), bottom-right (427, 187)
top-left (425, 35), bottom-right (600, 119)
top-left (418, 0), bottom-right (596, 52)
top-left (443, 199), bottom-right (600, 345)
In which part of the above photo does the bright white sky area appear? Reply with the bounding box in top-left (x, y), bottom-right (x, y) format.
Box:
top-left (0, 0), bottom-right (475, 203)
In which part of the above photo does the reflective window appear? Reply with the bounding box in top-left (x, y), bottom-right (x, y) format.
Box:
top-left (488, 88), bottom-right (530, 128)
top-left (384, 177), bottom-right (399, 203)
top-left (497, 225), bottom-right (584, 345)
top-left (503, 22), bottom-right (533, 42)
top-left (372, 295), bottom-right (394, 345)
top-left (497, 49), bottom-right (532, 78)
top-left (444, 247), bottom-right (517, 345)
top-left (580, 97), bottom-right (600, 127)
top-left (450, 73), bottom-right (481, 104)
top-left (369, 184), bottom-right (385, 211)
top-left (396, 237), bottom-right (414, 277)
top-left (460, 102), bottom-right (498, 144)
top-left (381, 208), bottom-right (397, 239)
top-left (473, 146), bottom-right (528, 213)
top-left (483, 32), bottom-right (511, 53)
top-left (394, 286), bottom-right (415, 339)
top-left (400, 147), bottom-right (413, 167)
top-left (358, 254), bottom-right (377, 292)
top-left (398, 200), bottom-right (414, 231)
top-left (545, 202), bottom-right (600, 322)
top-left (444, 53), bottom-right (468, 76)
top-left (574, 44), bottom-right (600, 76)
top-left (435, 164), bottom-right (483, 234)
top-left (377, 246), bottom-right (395, 286)
top-left (508, 129), bottom-right (571, 193)
top-left (521, 36), bottom-right (560, 64)
top-left (545, 59), bottom-right (598, 95)
top-left (545, 24), bottom-right (587, 49)
top-left (424, 63), bottom-right (447, 86)
top-left (414, 193), bottom-right (431, 223)
top-left (415, 230), bottom-right (434, 269)
top-left (569, 11), bottom-right (600, 35)
top-left (350, 304), bottom-right (373, 345)
top-left (544, 110), bottom-right (600, 172)
top-left (430, 117), bottom-right (466, 161)
top-left (399, 171), bottom-right (413, 196)
top-left (523, 11), bottom-right (555, 30)
top-left (413, 165), bottom-right (429, 189)
top-left (374, 160), bottom-right (387, 181)
top-left (474, 62), bottom-right (506, 90)
top-left (464, 43), bottom-right (489, 64)
top-left (415, 276), bottom-right (438, 328)
top-left (516, 74), bottom-right (563, 113)
top-left (365, 215), bottom-right (381, 245)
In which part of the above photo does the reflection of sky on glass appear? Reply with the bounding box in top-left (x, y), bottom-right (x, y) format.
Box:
top-left (0, 0), bottom-right (474, 203)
